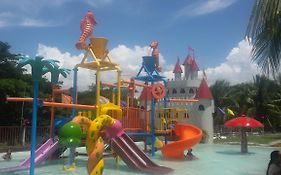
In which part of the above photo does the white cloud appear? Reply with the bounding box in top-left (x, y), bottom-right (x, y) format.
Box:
top-left (35, 38), bottom-right (257, 92)
top-left (0, 0), bottom-right (68, 13)
top-left (0, 0), bottom-right (71, 28)
top-left (36, 43), bottom-right (167, 91)
top-left (202, 39), bottom-right (259, 85)
top-left (175, 0), bottom-right (237, 18)
top-left (0, 12), bottom-right (61, 28)
top-left (21, 18), bottom-right (57, 27)
top-left (0, 0), bottom-right (115, 28)
top-left (84, 0), bottom-right (114, 7)
top-left (37, 44), bottom-right (89, 90)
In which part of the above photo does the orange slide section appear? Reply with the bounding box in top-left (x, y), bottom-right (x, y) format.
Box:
top-left (161, 123), bottom-right (202, 160)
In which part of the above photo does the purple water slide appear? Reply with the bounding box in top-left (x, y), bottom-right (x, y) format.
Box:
top-left (0, 138), bottom-right (59, 173)
top-left (111, 133), bottom-right (173, 174)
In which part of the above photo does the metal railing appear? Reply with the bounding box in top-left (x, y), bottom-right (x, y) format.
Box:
top-left (0, 126), bottom-right (50, 146)
top-left (214, 125), bottom-right (264, 136)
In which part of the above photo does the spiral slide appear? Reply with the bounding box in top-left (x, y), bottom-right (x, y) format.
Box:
top-left (0, 138), bottom-right (59, 173)
top-left (161, 123), bottom-right (202, 159)
top-left (111, 133), bottom-right (173, 174)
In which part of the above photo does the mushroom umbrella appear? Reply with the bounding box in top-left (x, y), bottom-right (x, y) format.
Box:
top-left (224, 114), bottom-right (264, 153)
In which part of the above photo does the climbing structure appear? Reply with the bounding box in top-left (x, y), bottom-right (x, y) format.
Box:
top-left (135, 55), bottom-right (167, 155)
top-left (75, 37), bottom-right (122, 117)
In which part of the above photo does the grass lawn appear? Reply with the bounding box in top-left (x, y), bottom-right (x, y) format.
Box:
top-left (214, 133), bottom-right (281, 146)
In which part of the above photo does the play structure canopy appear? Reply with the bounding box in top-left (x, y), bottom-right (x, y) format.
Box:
top-left (224, 114), bottom-right (264, 128)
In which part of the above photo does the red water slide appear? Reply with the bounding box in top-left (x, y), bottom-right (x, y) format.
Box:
top-left (161, 123), bottom-right (202, 159)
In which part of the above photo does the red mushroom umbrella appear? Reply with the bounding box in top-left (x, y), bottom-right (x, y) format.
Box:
top-left (224, 114), bottom-right (264, 153)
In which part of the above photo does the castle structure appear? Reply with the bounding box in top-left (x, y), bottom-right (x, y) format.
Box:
top-left (138, 52), bottom-right (214, 143)
top-left (165, 53), bottom-right (214, 143)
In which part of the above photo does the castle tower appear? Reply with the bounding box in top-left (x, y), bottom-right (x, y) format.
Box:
top-left (190, 59), bottom-right (199, 80)
top-left (182, 54), bottom-right (193, 80)
top-left (193, 78), bottom-right (214, 143)
top-left (182, 52), bottom-right (200, 80)
top-left (173, 57), bottom-right (183, 81)
top-left (165, 49), bottom-right (214, 144)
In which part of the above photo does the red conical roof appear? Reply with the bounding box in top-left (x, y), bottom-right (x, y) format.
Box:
top-left (139, 87), bottom-right (152, 101)
top-left (225, 115), bottom-right (264, 128)
top-left (191, 59), bottom-right (199, 71)
top-left (183, 55), bottom-right (193, 65)
top-left (173, 57), bottom-right (183, 73)
top-left (195, 79), bottom-right (213, 99)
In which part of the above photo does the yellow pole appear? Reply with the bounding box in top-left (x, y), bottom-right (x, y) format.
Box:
top-left (96, 69), bottom-right (100, 117)
top-left (112, 91), bottom-right (116, 104)
top-left (117, 70), bottom-right (121, 107)
top-left (88, 111), bottom-right (92, 120)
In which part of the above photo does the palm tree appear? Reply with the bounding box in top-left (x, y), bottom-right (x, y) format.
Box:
top-left (247, 0), bottom-right (281, 76)
top-left (0, 41), bottom-right (22, 78)
top-left (210, 80), bottom-right (231, 127)
top-left (43, 64), bottom-right (70, 85)
top-left (266, 92), bottom-right (281, 131)
top-left (17, 55), bottom-right (58, 175)
top-left (210, 80), bottom-right (231, 107)
top-left (227, 83), bottom-right (255, 116)
top-left (44, 64), bottom-right (70, 138)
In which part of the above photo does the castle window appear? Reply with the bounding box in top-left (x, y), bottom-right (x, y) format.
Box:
top-left (198, 104), bottom-right (205, 111)
top-left (180, 88), bottom-right (185, 94)
top-left (172, 88), bottom-right (177, 94)
top-left (189, 88), bottom-right (194, 94)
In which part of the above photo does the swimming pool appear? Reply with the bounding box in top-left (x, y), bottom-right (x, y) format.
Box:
top-left (0, 144), bottom-right (275, 175)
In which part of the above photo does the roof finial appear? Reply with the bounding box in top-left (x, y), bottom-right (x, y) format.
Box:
top-left (188, 46), bottom-right (195, 58)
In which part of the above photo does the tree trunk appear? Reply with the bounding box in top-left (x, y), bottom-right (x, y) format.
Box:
top-left (22, 126), bottom-right (26, 146)
top-left (240, 127), bottom-right (248, 153)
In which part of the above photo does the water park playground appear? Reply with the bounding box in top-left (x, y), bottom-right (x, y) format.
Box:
top-left (0, 11), bottom-right (273, 175)
top-left (0, 144), bottom-right (275, 175)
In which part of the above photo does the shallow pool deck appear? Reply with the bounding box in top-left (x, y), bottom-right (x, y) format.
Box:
top-left (0, 144), bottom-right (275, 175)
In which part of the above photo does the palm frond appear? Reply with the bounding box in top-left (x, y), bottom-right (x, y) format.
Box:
top-left (17, 58), bottom-right (33, 67)
top-left (247, 0), bottom-right (281, 76)
top-left (59, 68), bottom-right (71, 78)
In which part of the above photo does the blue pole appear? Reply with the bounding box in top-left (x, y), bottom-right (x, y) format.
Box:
top-left (163, 80), bottom-right (168, 144)
top-left (66, 147), bottom-right (76, 167)
top-left (71, 68), bottom-right (78, 118)
top-left (30, 80), bottom-right (39, 175)
top-left (151, 94), bottom-right (155, 156)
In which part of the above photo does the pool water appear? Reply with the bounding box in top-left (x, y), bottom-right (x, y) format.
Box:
top-left (0, 144), bottom-right (275, 175)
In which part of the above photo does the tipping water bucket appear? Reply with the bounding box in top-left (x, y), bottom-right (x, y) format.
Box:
top-left (89, 37), bottom-right (108, 59)
top-left (142, 56), bottom-right (156, 74)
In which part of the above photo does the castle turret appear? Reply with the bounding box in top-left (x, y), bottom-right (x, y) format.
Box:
top-left (182, 54), bottom-right (193, 80)
top-left (173, 57), bottom-right (183, 80)
top-left (190, 59), bottom-right (199, 80)
top-left (194, 78), bottom-right (214, 143)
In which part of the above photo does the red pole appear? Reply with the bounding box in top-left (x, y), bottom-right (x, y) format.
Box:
top-left (49, 85), bottom-right (56, 138)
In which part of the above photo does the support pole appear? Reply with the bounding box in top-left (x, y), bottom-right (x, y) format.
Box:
top-left (49, 85), bottom-right (56, 138)
top-left (163, 80), bottom-right (168, 144)
top-left (150, 83), bottom-right (155, 156)
top-left (117, 70), bottom-right (121, 107)
top-left (96, 69), bottom-right (100, 117)
top-left (30, 80), bottom-right (39, 175)
top-left (71, 68), bottom-right (78, 118)
top-left (241, 127), bottom-right (248, 153)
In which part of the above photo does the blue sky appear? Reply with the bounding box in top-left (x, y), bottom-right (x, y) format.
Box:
top-left (0, 0), bottom-right (259, 90)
